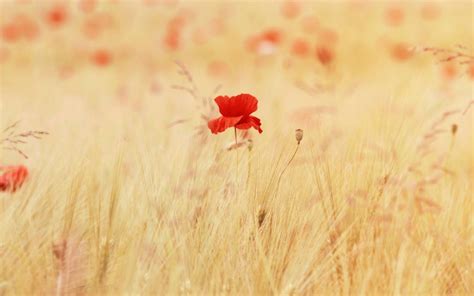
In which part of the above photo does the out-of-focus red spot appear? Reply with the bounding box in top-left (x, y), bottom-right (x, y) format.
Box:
top-left (420, 3), bottom-right (440, 20)
top-left (79, 0), bottom-right (96, 13)
top-left (150, 80), bottom-right (162, 94)
top-left (91, 49), bottom-right (112, 67)
top-left (391, 43), bottom-right (413, 61)
top-left (83, 18), bottom-right (101, 39)
top-left (316, 45), bottom-right (334, 65)
top-left (291, 38), bottom-right (310, 57)
top-left (15, 14), bottom-right (40, 41)
top-left (301, 16), bottom-right (319, 34)
top-left (45, 4), bottom-right (68, 28)
top-left (385, 6), bottom-right (404, 26)
top-left (2, 14), bottom-right (40, 43)
top-left (1, 22), bottom-right (21, 42)
top-left (317, 28), bottom-right (338, 45)
top-left (262, 29), bottom-right (282, 44)
top-left (163, 15), bottom-right (187, 51)
top-left (441, 63), bottom-right (457, 81)
top-left (246, 28), bottom-right (283, 55)
top-left (281, 1), bottom-right (301, 19)
top-left (164, 29), bottom-right (181, 50)
top-left (207, 60), bottom-right (230, 77)
top-left (468, 63), bottom-right (474, 80)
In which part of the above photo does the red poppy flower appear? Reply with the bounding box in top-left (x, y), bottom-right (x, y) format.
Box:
top-left (208, 94), bottom-right (263, 134)
top-left (0, 165), bottom-right (29, 192)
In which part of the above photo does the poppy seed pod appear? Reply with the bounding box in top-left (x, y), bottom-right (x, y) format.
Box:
top-left (451, 124), bottom-right (458, 136)
top-left (295, 129), bottom-right (303, 144)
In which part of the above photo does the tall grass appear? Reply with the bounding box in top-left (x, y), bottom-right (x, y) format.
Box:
top-left (0, 1), bottom-right (473, 295)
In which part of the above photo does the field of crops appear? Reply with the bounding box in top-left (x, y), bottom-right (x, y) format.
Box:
top-left (0, 1), bottom-right (473, 295)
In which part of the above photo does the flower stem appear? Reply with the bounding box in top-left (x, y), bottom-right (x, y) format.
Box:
top-left (234, 127), bottom-right (239, 188)
top-left (275, 143), bottom-right (300, 195)
top-left (247, 149), bottom-right (252, 187)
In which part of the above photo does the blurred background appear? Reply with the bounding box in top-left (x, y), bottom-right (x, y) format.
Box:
top-left (0, 2), bottom-right (473, 294)
top-left (0, 0), bottom-right (473, 162)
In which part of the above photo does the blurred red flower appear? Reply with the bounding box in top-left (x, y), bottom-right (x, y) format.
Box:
top-left (281, 1), bottom-right (300, 19)
top-left (385, 6), bottom-right (404, 26)
top-left (391, 43), bottom-right (413, 61)
top-left (208, 94), bottom-right (263, 134)
top-left (164, 15), bottom-right (187, 51)
top-left (262, 29), bottom-right (282, 44)
top-left (441, 63), bottom-right (457, 81)
top-left (2, 15), bottom-right (39, 43)
top-left (292, 38), bottom-right (310, 57)
top-left (0, 165), bottom-right (29, 192)
top-left (316, 45), bottom-right (334, 65)
top-left (468, 63), bottom-right (474, 80)
top-left (1, 22), bottom-right (21, 42)
top-left (91, 49), bottom-right (112, 67)
top-left (420, 3), bottom-right (440, 20)
top-left (207, 60), bottom-right (230, 78)
top-left (45, 4), bottom-right (68, 28)
top-left (317, 28), bottom-right (338, 45)
top-left (246, 28), bottom-right (283, 55)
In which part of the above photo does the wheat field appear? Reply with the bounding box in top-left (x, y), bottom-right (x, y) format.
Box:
top-left (0, 1), bottom-right (473, 295)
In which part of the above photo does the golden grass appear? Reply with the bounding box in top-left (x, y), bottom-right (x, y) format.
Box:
top-left (0, 1), bottom-right (473, 295)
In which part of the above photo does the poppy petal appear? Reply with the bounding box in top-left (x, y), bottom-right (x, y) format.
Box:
top-left (0, 165), bottom-right (28, 192)
top-left (215, 94), bottom-right (258, 117)
top-left (208, 116), bottom-right (243, 134)
top-left (0, 177), bottom-right (7, 191)
top-left (235, 116), bottom-right (263, 133)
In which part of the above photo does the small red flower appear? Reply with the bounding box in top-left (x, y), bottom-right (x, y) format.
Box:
top-left (0, 165), bottom-right (29, 192)
top-left (208, 94), bottom-right (263, 135)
